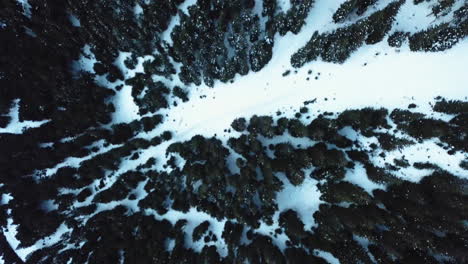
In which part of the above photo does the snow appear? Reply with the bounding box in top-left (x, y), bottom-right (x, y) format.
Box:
top-left (255, 218), bottom-right (290, 251)
top-left (133, 4), bottom-right (143, 18)
top-left (165, 238), bottom-right (176, 252)
top-left (370, 139), bottom-right (468, 182)
top-left (1, 193), bottom-right (13, 205)
top-left (392, 0), bottom-right (467, 34)
top-left (39, 142), bottom-right (54, 148)
top-left (109, 52), bottom-right (155, 124)
top-left (179, 0), bottom-right (198, 16)
top-left (252, 170), bottom-right (323, 251)
top-left (161, 16), bottom-right (181, 46)
top-left (338, 126), bottom-right (359, 141)
top-left (40, 199), bottom-right (58, 213)
top-left (0, 99), bottom-right (50, 134)
top-left (353, 234), bottom-right (377, 263)
top-left (114, 52), bottom-right (153, 80)
top-left (277, 0), bottom-right (291, 12)
top-left (258, 133), bottom-right (316, 149)
top-left (314, 249), bottom-right (341, 264)
top-left (275, 171), bottom-right (322, 230)
top-left (73, 44), bottom-right (96, 74)
top-left (3, 216), bottom-right (21, 257)
top-left (253, 0), bottom-right (264, 18)
top-left (69, 14), bottom-right (81, 27)
top-left (16, 0), bottom-right (32, 18)
top-left (112, 85), bottom-right (140, 123)
top-left (344, 163), bottom-right (386, 195)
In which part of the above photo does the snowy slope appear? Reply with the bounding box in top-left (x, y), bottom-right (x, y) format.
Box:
top-left (1, 0), bottom-right (468, 263)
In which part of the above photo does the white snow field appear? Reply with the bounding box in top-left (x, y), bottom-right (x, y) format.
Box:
top-left (4, 0), bottom-right (468, 262)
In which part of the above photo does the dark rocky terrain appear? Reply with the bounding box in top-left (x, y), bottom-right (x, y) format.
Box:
top-left (1, 0), bottom-right (467, 263)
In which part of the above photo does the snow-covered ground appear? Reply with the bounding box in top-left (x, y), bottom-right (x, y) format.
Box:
top-left (3, 0), bottom-right (468, 262)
